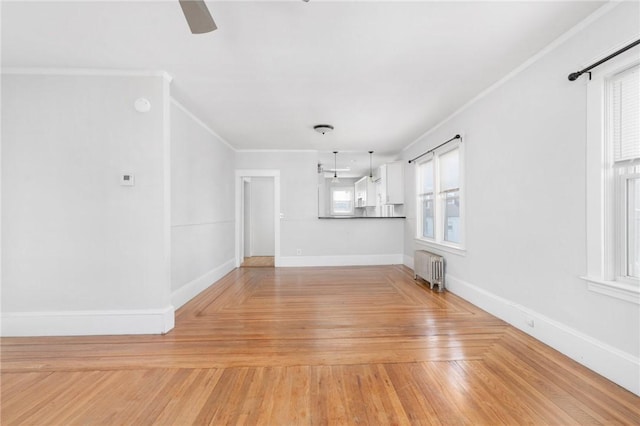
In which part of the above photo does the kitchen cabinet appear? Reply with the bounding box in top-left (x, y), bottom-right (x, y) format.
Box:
top-left (355, 176), bottom-right (376, 208)
top-left (378, 161), bottom-right (404, 205)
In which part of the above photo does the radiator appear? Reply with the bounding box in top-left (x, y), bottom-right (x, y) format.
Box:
top-left (414, 250), bottom-right (445, 292)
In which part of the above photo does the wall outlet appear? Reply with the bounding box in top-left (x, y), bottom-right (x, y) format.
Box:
top-left (526, 318), bottom-right (535, 328)
top-left (296, 248), bottom-right (302, 255)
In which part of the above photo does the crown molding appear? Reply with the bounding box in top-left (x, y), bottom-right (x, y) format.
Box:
top-left (1, 67), bottom-right (173, 82)
top-left (170, 98), bottom-right (236, 151)
top-left (403, 1), bottom-right (622, 153)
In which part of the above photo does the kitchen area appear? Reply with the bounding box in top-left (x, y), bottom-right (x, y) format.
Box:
top-left (317, 151), bottom-right (406, 219)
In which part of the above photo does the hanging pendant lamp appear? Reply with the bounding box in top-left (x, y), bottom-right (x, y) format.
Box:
top-left (331, 151), bottom-right (340, 183)
top-left (368, 151), bottom-right (374, 181)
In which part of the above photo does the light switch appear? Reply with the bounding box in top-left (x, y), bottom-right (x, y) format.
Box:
top-left (120, 174), bottom-right (135, 186)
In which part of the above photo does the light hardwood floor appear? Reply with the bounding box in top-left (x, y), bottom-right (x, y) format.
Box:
top-left (241, 256), bottom-right (275, 267)
top-left (2, 265), bottom-right (639, 424)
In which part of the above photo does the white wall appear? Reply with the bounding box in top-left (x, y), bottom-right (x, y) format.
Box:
top-left (170, 100), bottom-right (236, 309)
top-left (1, 71), bottom-right (173, 335)
top-left (236, 151), bottom-right (404, 266)
top-left (249, 177), bottom-right (275, 256)
top-left (403, 2), bottom-right (639, 394)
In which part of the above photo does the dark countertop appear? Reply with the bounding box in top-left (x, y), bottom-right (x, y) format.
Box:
top-left (318, 216), bottom-right (406, 219)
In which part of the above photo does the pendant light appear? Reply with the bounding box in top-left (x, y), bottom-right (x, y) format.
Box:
top-left (368, 151), bottom-right (374, 181)
top-left (331, 151), bottom-right (340, 183)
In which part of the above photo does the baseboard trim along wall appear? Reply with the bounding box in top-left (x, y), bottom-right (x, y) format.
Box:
top-left (1, 306), bottom-right (175, 337)
top-left (279, 254), bottom-right (404, 267)
top-left (442, 273), bottom-right (640, 396)
top-left (171, 258), bottom-right (236, 309)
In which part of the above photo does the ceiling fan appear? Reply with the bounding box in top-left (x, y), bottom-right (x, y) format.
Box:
top-left (178, 0), bottom-right (217, 34)
top-left (179, 0), bottom-right (309, 34)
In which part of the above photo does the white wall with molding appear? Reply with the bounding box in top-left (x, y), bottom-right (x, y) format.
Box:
top-left (1, 71), bottom-right (174, 335)
top-left (170, 100), bottom-right (236, 309)
top-left (235, 151), bottom-right (404, 266)
top-left (403, 2), bottom-right (639, 394)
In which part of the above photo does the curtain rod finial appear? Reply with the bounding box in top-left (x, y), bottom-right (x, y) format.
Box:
top-left (568, 72), bottom-right (581, 81)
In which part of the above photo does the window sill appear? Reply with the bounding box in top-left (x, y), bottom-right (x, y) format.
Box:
top-left (580, 276), bottom-right (640, 305)
top-left (415, 238), bottom-right (466, 257)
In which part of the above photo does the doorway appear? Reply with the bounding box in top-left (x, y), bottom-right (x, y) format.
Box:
top-left (241, 177), bottom-right (275, 267)
top-left (235, 170), bottom-right (280, 268)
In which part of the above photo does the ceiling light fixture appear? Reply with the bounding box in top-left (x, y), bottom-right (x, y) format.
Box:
top-left (331, 151), bottom-right (340, 183)
top-left (314, 124), bottom-right (334, 135)
top-left (368, 151), bottom-right (374, 181)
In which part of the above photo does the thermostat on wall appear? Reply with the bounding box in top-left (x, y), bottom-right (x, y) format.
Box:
top-left (120, 174), bottom-right (135, 186)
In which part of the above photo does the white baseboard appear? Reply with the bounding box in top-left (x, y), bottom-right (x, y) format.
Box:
top-left (445, 274), bottom-right (640, 396)
top-left (171, 258), bottom-right (236, 309)
top-left (278, 254), bottom-right (404, 267)
top-left (1, 305), bottom-right (175, 337)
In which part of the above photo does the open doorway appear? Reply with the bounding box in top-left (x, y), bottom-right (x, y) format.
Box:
top-left (241, 177), bottom-right (275, 267)
top-left (235, 170), bottom-right (281, 268)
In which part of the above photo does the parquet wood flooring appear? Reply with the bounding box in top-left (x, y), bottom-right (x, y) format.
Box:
top-left (2, 265), bottom-right (639, 424)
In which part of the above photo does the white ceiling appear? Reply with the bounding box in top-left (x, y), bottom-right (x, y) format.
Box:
top-left (2, 1), bottom-right (604, 156)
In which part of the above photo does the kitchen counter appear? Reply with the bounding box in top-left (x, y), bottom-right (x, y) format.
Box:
top-left (318, 216), bottom-right (406, 219)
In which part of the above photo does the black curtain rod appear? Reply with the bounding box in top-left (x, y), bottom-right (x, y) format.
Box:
top-left (408, 134), bottom-right (461, 164)
top-left (568, 39), bottom-right (640, 81)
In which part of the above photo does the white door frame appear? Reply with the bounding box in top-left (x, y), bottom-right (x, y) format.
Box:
top-left (235, 169), bottom-right (280, 267)
top-left (242, 177), bottom-right (252, 258)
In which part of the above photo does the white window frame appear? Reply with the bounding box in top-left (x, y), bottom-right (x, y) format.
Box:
top-left (330, 186), bottom-right (355, 216)
top-left (616, 170), bottom-right (639, 283)
top-left (583, 43), bottom-right (640, 304)
top-left (415, 140), bottom-right (465, 255)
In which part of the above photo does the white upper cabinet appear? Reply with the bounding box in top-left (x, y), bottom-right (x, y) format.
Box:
top-left (355, 176), bottom-right (377, 207)
top-left (378, 161), bottom-right (405, 205)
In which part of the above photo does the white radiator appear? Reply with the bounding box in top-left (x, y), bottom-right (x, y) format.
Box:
top-left (414, 250), bottom-right (445, 292)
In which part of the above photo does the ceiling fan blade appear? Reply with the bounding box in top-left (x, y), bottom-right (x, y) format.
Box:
top-left (178, 0), bottom-right (217, 34)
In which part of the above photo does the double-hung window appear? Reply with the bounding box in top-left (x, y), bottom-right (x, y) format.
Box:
top-left (416, 142), bottom-right (464, 251)
top-left (610, 65), bottom-right (639, 283)
top-left (584, 51), bottom-right (639, 303)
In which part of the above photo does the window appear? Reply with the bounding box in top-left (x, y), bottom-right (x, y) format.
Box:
top-left (418, 160), bottom-right (434, 238)
top-left (623, 176), bottom-right (639, 279)
top-left (584, 52), bottom-right (639, 304)
top-left (330, 187), bottom-right (354, 215)
top-left (416, 142), bottom-right (464, 250)
top-left (610, 65), bottom-right (640, 282)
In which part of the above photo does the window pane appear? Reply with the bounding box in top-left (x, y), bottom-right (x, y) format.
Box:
top-left (611, 65), bottom-right (640, 163)
top-left (440, 148), bottom-right (459, 192)
top-left (332, 189), bottom-right (353, 214)
top-left (421, 194), bottom-right (434, 239)
top-left (628, 177), bottom-right (639, 278)
top-left (444, 190), bottom-right (460, 243)
top-left (419, 160), bottom-right (434, 194)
